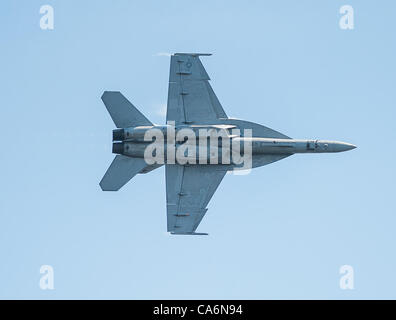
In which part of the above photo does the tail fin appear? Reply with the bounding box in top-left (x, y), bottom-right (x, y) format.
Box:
top-left (101, 91), bottom-right (152, 128)
top-left (99, 155), bottom-right (148, 191)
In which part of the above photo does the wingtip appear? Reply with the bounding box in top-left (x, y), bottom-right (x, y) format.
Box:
top-left (173, 53), bottom-right (212, 57)
top-left (101, 90), bottom-right (121, 97)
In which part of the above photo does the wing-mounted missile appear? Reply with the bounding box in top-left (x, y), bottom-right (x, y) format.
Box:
top-left (170, 232), bottom-right (209, 235)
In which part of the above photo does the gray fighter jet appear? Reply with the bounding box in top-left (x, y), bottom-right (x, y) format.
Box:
top-left (100, 53), bottom-right (355, 235)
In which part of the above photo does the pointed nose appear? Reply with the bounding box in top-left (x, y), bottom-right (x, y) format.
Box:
top-left (334, 142), bottom-right (356, 152)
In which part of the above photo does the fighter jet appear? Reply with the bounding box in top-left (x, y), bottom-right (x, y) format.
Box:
top-left (100, 53), bottom-right (355, 235)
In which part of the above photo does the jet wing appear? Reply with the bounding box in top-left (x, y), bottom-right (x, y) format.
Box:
top-left (166, 53), bottom-right (227, 125)
top-left (166, 164), bottom-right (227, 235)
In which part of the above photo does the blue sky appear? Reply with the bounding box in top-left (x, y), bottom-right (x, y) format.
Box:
top-left (0, 0), bottom-right (395, 299)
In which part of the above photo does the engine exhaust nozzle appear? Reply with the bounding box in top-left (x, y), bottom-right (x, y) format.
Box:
top-left (112, 142), bottom-right (124, 154)
top-left (112, 129), bottom-right (125, 141)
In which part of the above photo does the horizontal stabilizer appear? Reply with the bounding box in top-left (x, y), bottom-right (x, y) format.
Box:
top-left (101, 91), bottom-right (152, 128)
top-left (100, 155), bottom-right (148, 191)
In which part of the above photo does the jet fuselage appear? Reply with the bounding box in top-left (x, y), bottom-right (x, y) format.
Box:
top-left (111, 125), bottom-right (356, 164)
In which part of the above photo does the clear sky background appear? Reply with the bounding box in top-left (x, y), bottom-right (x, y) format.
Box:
top-left (1, 0), bottom-right (395, 299)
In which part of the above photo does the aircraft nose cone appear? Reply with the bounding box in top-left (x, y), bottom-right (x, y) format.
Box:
top-left (348, 143), bottom-right (357, 150)
top-left (336, 142), bottom-right (356, 152)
